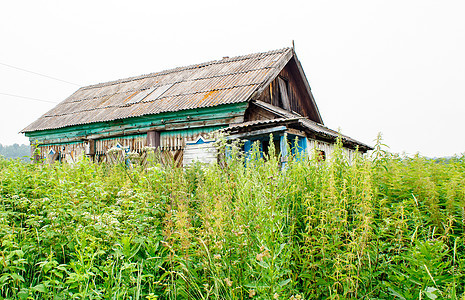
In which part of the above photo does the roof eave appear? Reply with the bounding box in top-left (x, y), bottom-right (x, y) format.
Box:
top-left (291, 49), bottom-right (324, 124)
top-left (249, 48), bottom-right (294, 102)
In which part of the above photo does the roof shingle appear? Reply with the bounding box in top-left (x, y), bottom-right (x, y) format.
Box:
top-left (22, 48), bottom-right (293, 133)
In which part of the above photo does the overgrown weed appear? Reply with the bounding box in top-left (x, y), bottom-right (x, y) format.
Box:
top-left (0, 141), bottom-right (464, 299)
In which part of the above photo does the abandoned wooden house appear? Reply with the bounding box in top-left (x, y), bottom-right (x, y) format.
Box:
top-left (22, 47), bottom-right (372, 166)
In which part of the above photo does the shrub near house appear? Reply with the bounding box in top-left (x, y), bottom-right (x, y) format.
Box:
top-left (0, 141), bottom-right (463, 299)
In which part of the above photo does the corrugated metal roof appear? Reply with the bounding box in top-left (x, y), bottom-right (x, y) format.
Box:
top-left (225, 103), bottom-right (373, 150)
top-left (298, 119), bottom-right (372, 150)
top-left (225, 118), bottom-right (301, 131)
top-left (23, 48), bottom-right (293, 133)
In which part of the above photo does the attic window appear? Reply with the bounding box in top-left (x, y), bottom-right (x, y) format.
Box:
top-left (277, 76), bottom-right (291, 111)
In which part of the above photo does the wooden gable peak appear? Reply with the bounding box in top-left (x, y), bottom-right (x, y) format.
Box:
top-left (249, 50), bottom-right (324, 125)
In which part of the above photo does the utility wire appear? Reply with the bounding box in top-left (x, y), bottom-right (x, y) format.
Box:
top-left (0, 61), bottom-right (81, 86)
top-left (0, 92), bottom-right (59, 104)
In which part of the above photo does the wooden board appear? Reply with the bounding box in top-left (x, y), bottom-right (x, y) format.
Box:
top-left (183, 142), bottom-right (217, 166)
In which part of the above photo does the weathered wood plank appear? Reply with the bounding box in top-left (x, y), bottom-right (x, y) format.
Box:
top-left (146, 131), bottom-right (160, 149)
top-left (227, 125), bottom-right (287, 140)
top-left (278, 77), bottom-right (291, 110)
top-left (183, 142), bottom-right (217, 166)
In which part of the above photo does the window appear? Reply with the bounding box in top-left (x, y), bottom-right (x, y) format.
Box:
top-left (316, 150), bottom-right (326, 162)
top-left (277, 76), bottom-right (291, 111)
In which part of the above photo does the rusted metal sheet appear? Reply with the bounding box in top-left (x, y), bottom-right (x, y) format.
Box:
top-left (22, 48), bottom-right (293, 133)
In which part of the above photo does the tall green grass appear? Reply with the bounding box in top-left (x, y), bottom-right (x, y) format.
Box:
top-left (0, 139), bottom-right (463, 299)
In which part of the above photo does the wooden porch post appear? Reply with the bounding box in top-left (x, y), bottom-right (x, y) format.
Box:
top-left (147, 131), bottom-right (160, 149)
top-left (280, 134), bottom-right (288, 168)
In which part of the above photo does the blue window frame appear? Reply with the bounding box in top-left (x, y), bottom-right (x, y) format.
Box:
top-left (242, 133), bottom-right (307, 167)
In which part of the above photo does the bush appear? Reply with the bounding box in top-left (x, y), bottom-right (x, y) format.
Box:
top-left (0, 143), bottom-right (463, 299)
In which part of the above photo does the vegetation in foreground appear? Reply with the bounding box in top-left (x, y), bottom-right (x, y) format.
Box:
top-left (0, 139), bottom-right (464, 299)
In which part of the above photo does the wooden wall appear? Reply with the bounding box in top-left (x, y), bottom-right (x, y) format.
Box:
top-left (95, 135), bottom-right (146, 155)
top-left (36, 128), bottom-right (219, 167)
top-left (307, 138), bottom-right (356, 164)
top-left (183, 141), bottom-right (217, 166)
top-left (39, 142), bottom-right (85, 164)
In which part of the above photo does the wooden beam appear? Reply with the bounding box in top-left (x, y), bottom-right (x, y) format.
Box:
top-left (33, 118), bottom-right (236, 145)
top-left (286, 128), bottom-right (306, 137)
top-left (227, 125), bottom-right (287, 140)
top-left (85, 140), bottom-right (95, 155)
top-left (146, 131), bottom-right (160, 149)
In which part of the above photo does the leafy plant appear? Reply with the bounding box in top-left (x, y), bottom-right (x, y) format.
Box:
top-left (0, 145), bottom-right (463, 299)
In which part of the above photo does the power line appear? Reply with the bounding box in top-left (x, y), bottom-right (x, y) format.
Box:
top-left (0, 92), bottom-right (59, 104)
top-left (0, 61), bottom-right (81, 86)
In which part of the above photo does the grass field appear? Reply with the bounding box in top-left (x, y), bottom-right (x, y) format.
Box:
top-left (0, 139), bottom-right (464, 299)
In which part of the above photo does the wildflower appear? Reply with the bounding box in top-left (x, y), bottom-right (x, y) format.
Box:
top-left (273, 293), bottom-right (279, 299)
top-left (232, 226), bottom-right (245, 236)
top-left (249, 289), bottom-right (256, 297)
top-left (48, 212), bottom-right (57, 220)
top-left (256, 247), bottom-right (271, 261)
top-left (213, 254), bottom-right (221, 260)
top-left (224, 278), bottom-right (233, 287)
top-left (145, 293), bottom-right (158, 300)
top-left (142, 146), bottom-right (156, 152)
top-left (107, 147), bottom-right (123, 154)
top-left (127, 151), bottom-right (140, 160)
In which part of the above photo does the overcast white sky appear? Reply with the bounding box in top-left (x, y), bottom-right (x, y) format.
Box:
top-left (1, 0), bottom-right (464, 157)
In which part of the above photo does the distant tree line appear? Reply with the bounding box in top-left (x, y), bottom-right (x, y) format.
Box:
top-left (0, 143), bottom-right (30, 161)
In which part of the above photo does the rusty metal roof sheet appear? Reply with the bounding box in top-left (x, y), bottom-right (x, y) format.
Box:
top-left (23, 48), bottom-right (293, 133)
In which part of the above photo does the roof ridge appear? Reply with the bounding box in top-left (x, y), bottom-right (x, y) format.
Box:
top-left (82, 48), bottom-right (292, 90)
top-left (22, 47), bottom-right (295, 133)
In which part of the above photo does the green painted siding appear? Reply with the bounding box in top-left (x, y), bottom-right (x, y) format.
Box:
top-left (99, 134), bottom-right (147, 142)
top-left (160, 126), bottom-right (223, 138)
top-left (25, 103), bottom-right (248, 144)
